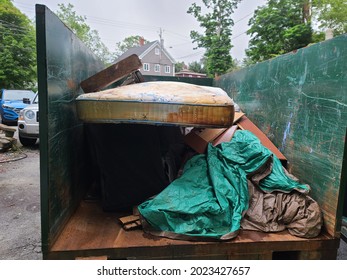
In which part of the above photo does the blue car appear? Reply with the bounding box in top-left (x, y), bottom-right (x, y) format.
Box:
top-left (0, 89), bottom-right (36, 125)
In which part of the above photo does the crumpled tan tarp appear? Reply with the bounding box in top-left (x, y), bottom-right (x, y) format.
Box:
top-left (242, 175), bottom-right (323, 238)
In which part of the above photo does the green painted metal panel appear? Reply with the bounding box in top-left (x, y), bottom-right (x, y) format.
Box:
top-left (215, 35), bottom-right (347, 237)
top-left (36, 5), bottom-right (105, 256)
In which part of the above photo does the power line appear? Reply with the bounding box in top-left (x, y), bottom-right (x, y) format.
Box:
top-left (233, 12), bottom-right (254, 25)
top-left (175, 50), bottom-right (205, 60)
top-left (165, 30), bottom-right (191, 41)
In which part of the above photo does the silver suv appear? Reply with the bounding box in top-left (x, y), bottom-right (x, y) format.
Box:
top-left (18, 93), bottom-right (39, 146)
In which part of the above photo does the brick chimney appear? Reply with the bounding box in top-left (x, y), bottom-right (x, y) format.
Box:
top-left (139, 37), bottom-right (145, 46)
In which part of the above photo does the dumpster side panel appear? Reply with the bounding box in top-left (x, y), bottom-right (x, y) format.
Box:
top-left (36, 5), bottom-right (105, 256)
top-left (215, 35), bottom-right (347, 237)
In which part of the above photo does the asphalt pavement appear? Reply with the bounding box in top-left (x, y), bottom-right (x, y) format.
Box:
top-left (0, 138), bottom-right (41, 259)
top-left (0, 128), bottom-right (346, 260)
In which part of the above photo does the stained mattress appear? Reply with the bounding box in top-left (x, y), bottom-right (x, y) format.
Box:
top-left (76, 81), bottom-right (234, 127)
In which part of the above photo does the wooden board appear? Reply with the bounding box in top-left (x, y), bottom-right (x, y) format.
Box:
top-left (80, 54), bottom-right (142, 93)
top-left (48, 201), bottom-right (339, 260)
top-left (212, 125), bottom-right (238, 146)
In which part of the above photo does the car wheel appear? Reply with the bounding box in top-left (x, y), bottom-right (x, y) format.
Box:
top-left (19, 135), bottom-right (37, 146)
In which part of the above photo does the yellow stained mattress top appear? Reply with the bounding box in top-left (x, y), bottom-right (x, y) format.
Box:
top-left (76, 81), bottom-right (234, 127)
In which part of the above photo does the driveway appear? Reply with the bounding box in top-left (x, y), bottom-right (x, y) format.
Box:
top-left (0, 128), bottom-right (346, 260)
top-left (0, 129), bottom-right (41, 260)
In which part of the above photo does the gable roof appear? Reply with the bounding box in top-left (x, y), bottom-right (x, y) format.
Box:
top-left (114, 40), bottom-right (176, 64)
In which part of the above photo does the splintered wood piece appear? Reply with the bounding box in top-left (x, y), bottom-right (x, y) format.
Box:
top-left (123, 220), bottom-right (142, 231)
top-left (80, 54), bottom-right (142, 93)
top-left (118, 215), bottom-right (140, 225)
top-left (121, 70), bottom-right (145, 86)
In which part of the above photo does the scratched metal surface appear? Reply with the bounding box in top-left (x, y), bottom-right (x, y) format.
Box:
top-left (36, 5), bottom-right (105, 254)
top-left (215, 35), bottom-right (347, 237)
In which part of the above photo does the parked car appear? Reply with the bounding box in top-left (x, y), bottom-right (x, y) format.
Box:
top-left (0, 89), bottom-right (36, 125)
top-left (18, 93), bottom-right (39, 146)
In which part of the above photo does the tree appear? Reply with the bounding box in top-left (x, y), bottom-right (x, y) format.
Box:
top-left (174, 61), bottom-right (186, 73)
top-left (0, 0), bottom-right (36, 89)
top-left (56, 3), bottom-right (113, 64)
top-left (188, 60), bottom-right (206, 74)
top-left (312, 0), bottom-right (347, 35)
top-left (114, 35), bottom-right (149, 58)
top-left (246, 0), bottom-right (313, 63)
top-left (187, 0), bottom-right (241, 77)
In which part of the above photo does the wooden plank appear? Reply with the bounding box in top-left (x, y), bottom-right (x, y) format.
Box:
top-left (233, 111), bottom-right (245, 123)
top-left (184, 128), bottom-right (227, 154)
top-left (123, 220), bottom-right (141, 231)
top-left (48, 201), bottom-right (339, 260)
top-left (212, 125), bottom-right (238, 146)
top-left (0, 124), bottom-right (16, 138)
top-left (236, 115), bottom-right (287, 166)
top-left (119, 215), bottom-right (140, 226)
top-left (0, 123), bottom-right (17, 132)
top-left (80, 54), bottom-right (142, 93)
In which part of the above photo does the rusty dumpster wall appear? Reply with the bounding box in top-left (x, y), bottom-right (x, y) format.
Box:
top-left (215, 34), bottom-right (347, 237)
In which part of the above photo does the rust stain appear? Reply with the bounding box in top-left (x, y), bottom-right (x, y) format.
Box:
top-left (300, 146), bottom-right (312, 153)
top-left (67, 79), bottom-right (76, 90)
top-left (167, 112), bottom-right (178, 123)
top-left (264, 124), bottom-right (271, 134)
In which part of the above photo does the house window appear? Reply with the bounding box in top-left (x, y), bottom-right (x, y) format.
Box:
top-left (165, 65), bottom-right (170, 73)
top-left (155, 48), bottom-right (160, 55)
top-left (154, 64), bottom-right (160, 72)
top-left (143, 63), bottom-right (150, 71)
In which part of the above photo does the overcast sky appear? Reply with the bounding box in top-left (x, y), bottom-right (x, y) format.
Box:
top-left (13, 0), bottom-right (267, 63)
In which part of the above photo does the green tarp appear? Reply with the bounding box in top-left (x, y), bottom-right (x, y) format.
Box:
top-left (138, 130), bottom-right (312, 240)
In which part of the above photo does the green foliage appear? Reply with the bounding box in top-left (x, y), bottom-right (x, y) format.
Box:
top-left (246, 0), bottom-right (313, 63)
top-left (187, 0), bottom-right (241, 77)
top-left (114, 36), bottom-right (149, 58)
top-left (188, 60), bottom-right (206, 74)
top-left (312, 0), bottom-right (347, 35)
top-left (283, 23), bottom-right (313, 51)
top-left (312, 30), bottom-right (325, 42)
top-left (0, 0), bottom-right (36, 89)
top-left (174, 61), bottom-right (186, 73)
top-left (56, 3), bottom-right (113, 64)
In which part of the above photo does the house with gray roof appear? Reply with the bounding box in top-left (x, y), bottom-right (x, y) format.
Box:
top-left (115, 40), bottom-right (176, 77)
